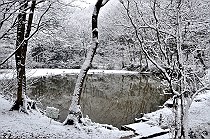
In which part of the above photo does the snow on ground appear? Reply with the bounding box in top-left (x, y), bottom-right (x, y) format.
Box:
top-left (128, 69), bottom-right (210, 138)
top-left (0, 69), bottom-right (209, 138)
top-left (123, 90), bottom-right (210, 139)
top-left (26, 69), bottom-right (139, 77)
top-left (0, 69), bottom-right (139, 80)
top-left (0, 95), bottom-right (133, 139)
top-left (123, 122), bottom-right (170, 138)
top-left (188, 92), bottom-right (210, 133)
top-left (141, 90), bottom-right (210, 138)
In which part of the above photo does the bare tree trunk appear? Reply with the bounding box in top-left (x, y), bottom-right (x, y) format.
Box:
top-left (180, 94), bottom-right (187, 139)
top-left (11, 0), bottom-right (36, 112)
top-left (120, 0), bottom-right (209, 138)
top-left (176, 0), bottom-right (188, 138)
top-left (64, 0), bottom-right (109, 125)
top-left (11, 1), bottom-right (28, 111)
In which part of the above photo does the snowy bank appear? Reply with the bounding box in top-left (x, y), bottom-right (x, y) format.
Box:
top-left (0, 68), bottom-right (139, 80)
top-left (140, 91), bottom-right (210, 138)
top-left (120, 91), bottom-right (210, 139)
top-left (0, 95), bottom-right (133, 139)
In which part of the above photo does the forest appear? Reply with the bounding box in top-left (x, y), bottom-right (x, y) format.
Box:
top-left (0, 0), bottom-right (210, 139)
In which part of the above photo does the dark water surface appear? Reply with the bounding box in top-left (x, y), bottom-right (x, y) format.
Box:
top-left (27, 73), bottom-right (167, 128)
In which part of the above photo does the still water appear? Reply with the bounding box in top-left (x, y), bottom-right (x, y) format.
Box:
top-left (27, 73), bottom-right (167, 128)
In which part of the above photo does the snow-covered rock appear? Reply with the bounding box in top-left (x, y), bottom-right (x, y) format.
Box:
top-left (45, 106), bottom-right (59, 119)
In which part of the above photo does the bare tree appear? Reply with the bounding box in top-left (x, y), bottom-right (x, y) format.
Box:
top-left (63, 0), bottom-right (110, 125)
top-left (119, 0), bottom-right (209, 138)
top-left (10, 0), bottom-right (37, 112)
top-left (0, 1), bottom-right (18, 40)
top-left (0, 0), bottom-right (53, 112)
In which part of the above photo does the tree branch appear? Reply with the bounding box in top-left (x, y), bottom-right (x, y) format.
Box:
top-left (0, 2), bottom-right (52, 67)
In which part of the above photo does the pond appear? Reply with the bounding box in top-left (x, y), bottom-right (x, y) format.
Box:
top-left (26, 73), bottom-right (168, 128)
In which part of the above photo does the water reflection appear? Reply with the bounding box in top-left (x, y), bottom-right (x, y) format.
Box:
top-left (27, 74), bottom-right (167, 128)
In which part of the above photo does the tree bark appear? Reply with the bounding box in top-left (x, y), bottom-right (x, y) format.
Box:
top-left (11, 0), bottom-right (36, 112)
top-left (64, 0), bottom-right (109, 125)
top-left (11, 1), bottom-right (28, 111)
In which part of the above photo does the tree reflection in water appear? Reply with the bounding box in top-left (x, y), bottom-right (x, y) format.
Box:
top-left (27, 73), bottom-right (168, 128)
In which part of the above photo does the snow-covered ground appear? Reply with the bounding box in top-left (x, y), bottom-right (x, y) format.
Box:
top-left (122, 69), bottom-right (210, 138)
top-left (0, 95), bottom-right (133, 138)
top-left (120, 90), bottom-right (210, 139)
top-left (1, 91), bottom-right (210, 139)
top-left (141, 90), bottom-right (210, 138)
top-left (0, 68), bottom-right (139, 80)
top-left (0, 69), bottom-right (209, 138)
top-left (0, 69), bottom-right (136, 138)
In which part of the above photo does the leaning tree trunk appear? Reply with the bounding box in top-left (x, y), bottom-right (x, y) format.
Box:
top-left (11, 0), bottom-right (36, 112)
top-left (64, 0), bottom-right (109, 125)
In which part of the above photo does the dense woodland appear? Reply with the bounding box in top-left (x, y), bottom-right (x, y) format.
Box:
top-left (0, 0), bottom-right (210, 139)
top-left (0, 1), bottom-right (143, 70)
top-left (1, 0), bottom-right (208, 70)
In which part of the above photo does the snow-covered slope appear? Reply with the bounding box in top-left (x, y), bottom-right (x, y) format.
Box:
top-left (0, 95), bottom-right (133, 139)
